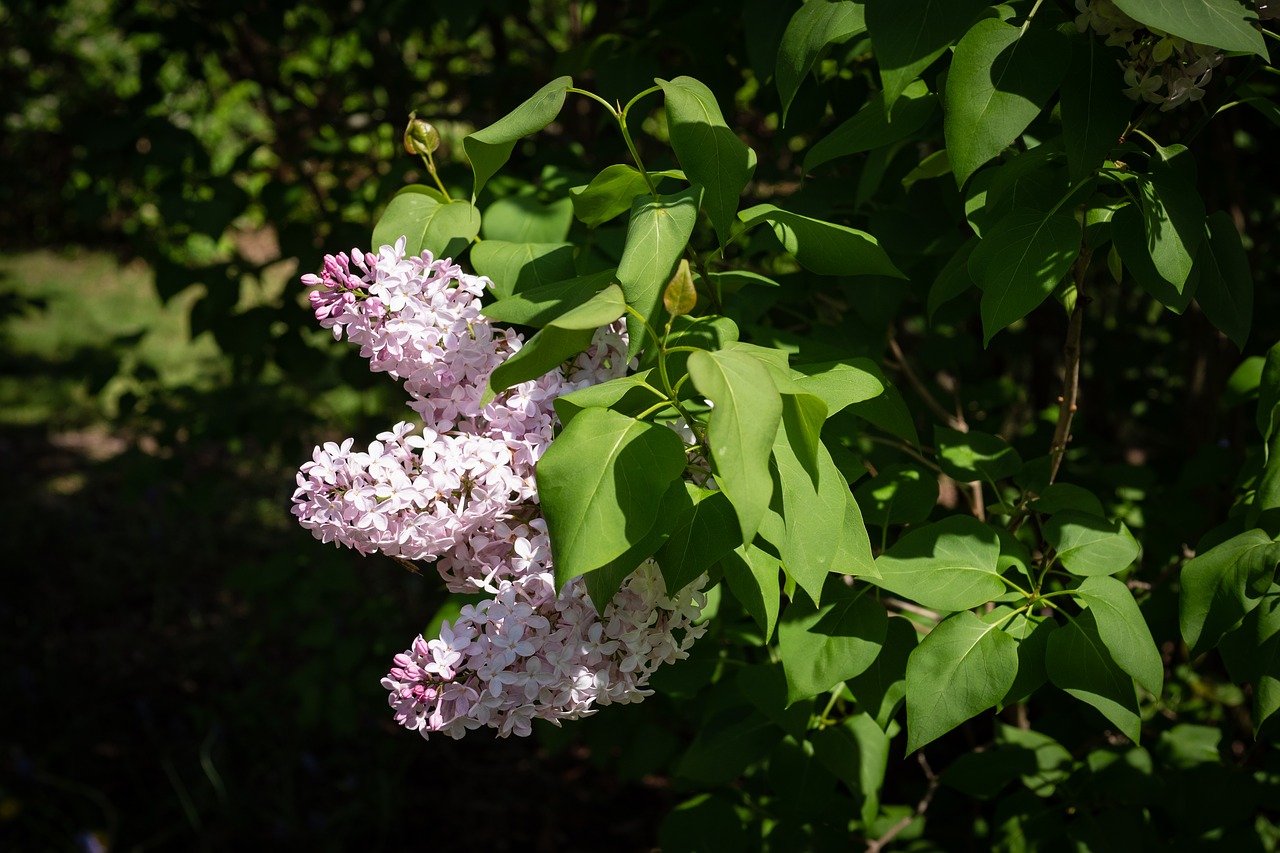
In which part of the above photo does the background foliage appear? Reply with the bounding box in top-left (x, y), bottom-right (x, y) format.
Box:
top-left (6, 0), bottom-right (1280, 849)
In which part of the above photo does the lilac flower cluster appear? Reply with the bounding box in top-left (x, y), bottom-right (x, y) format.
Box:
top-left (1074, 0), bottom-right (1224, 111)
top-left (292, 237), bottom-right (707, 739)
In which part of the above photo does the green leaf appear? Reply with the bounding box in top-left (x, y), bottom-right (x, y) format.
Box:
top-left (1044, 510), bottom-right (1140, 577)
top-left (657, 485), bottom-right (742, 596)
top-left (901, 149), bottom-right (952, 190)
top-left (1220, 589), bottom-right (1280, 735)
top-left (864, 0), bottom-right (990, 111)
top-left (1059, 33), bottom-right (1134, 183)
top-left (872, 515), bottom-right (1005, 610)
top-left (848, 615), bottom-right (918, 729)
top-left (480, 195), bottom-right (574, 242)
top-left (934, 426), bottom-right (1023, 482)
top-left (810, 713), bottom-right (891, 825)
top-left (766, 438), bottom-right (854, 605)
top-left (538, 408), bottom-right (688, 590)
top-left (1195, 210), bottom-right (1253, 351)
top-left (794, 358), bottom-right (888, 415)
top-left (583, 479), bottom-right (687, 609)
top-left (483, 284), bottom-right (626, 402)
top-left (1259, 340), bottom-right (1280, 443)
top-left (658, 76), bottom-right (757, 245)
top-left (1032, 483), bottom-right (1106, 518)
top-left (968, 210), bottom-right (1081, 345)
top-left (996, 724), bottom-right (1074, 797)
top-left (481, 269), bottom-right (616, 327)
top-left (833, 486), bottom-right (878, 580)
top-left (569, 165), bottom-right (653, 228)
top-left (805, 81), bottom-right (936, 172)
top-left (688, 348), bottom-right (783, 546)
top-left (1112, 159), bottom-right (1206, 313)
top-left (1001, 612), bottom-right (1058, 707)
top-left (905, 610), bottom-right (1019, 752)
top-left (928, 237), bottom-right (977, 321)
top-left (853, 464), bottom-right (939, 527)
top-left (553, 370), bottom-right (658, 426)
top-left (778, 582), bottom-right (888, 704)
top-left (1179, 529), bottom-right (1280, 656)
top-left (1046, 610), bottom-right (1141, 742)
top-left (1075, 576), bottom-right (1164, 696)
top-left (464, 75), bottom-right (572, 198)
top-left (723, 544), bottom-right (783, 641)
top-left (372, 194), bottom-right (481, 261)
top-left (738, 204), bottom-right (904, 278)
top-left (777, 0), bottom-right (868, 124)
top-left (663, 258), bottom-right (697, 318)
top-left (848, 382), bottom-right (920, 447)
top-left (706, 270), bottom-right (782, 292)
top-left (617, 187), bottom-right (702, 355)
top-left (943, 19), bottom-right (1070, 187)
top-left (469, 241), bottom-right (575, 299)
top-left (1111, 0), bottom-right (1267, 58)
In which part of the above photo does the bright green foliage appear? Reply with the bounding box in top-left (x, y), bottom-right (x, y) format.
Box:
top-left (905, 611), bottom-right (1019, 752)
top-left (483, 284), bottom-right (626, 402)
top-left (296, 1), bottom-right (1280, 844)
top-left (1180, 529), bottom-right (1280, 656)
top-left (658, 77), bottom-right (757, 246)
top-left (872, 516), bottom-right (1004, 610)
top-left (738, 204), bottom-right (904, 278)
top-left (934, 426), bottom-right (1023, 482)
top-left (463, 75), bottom-right (573, 198)
top-left (469, 241), bottom-right (576, 299)
top-left (371, 192), bottom-right (480, 260)
top-left (1044, 511), bottom-right (1141, 576)
top-left (537, 408), bottom-right (687, 589)
top-left (688, 347), bottom-right (782, 546)
top-left (617, 187), bottom-right (702, 354)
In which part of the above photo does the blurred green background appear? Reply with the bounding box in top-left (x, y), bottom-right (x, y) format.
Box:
top-left (0, 0), bottom-right (772, 847)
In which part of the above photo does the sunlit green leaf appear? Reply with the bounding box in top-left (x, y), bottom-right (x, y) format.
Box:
top-left (617, 187), bottom-right (702, 355)
top-left (464, 75), bottom-right (572, 198)
top-left (658, 76), bottom-right (757, 245)
top-left (1044, 511), bottom-right (1140, 577)
top-left (1111, 0), bottom-right (1266, 58)
top-left (872, 515), bottom-right (1005, 610)
top-left (372, 193), bottom-right (481, 261)
top-left (934, 426), bottom-right (1023, 482)
top-left (538, 408), bottom-right (688, 589)
top-left (864, 0), bottom-right (989, 111)
top-left (1180, 528), bottom-right (1280, 656)
top-left (905, 610), bottom-right (1019, 752)
top-left (688, 347), bottom-right (783, 546)
top-left (1075, 576), bottom-right (1164, 695)
top-left (469, 241), bottom-right (575, 299)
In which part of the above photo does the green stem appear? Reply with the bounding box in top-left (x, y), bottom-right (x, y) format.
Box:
top-left (1018, 0), bottom-right (1046, 36)
top-left (567, 86), bottom-right (618, 114)
top-left (636, 400), bottom-right (678, 420)
top-left (420, 153), bottom-right (453, 203)
top-left (620, 85), bottom-right (663, 197)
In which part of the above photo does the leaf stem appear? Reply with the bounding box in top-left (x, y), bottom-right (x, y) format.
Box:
top-left (1018, 0), bottom-right (1046, 36)
top-left (620, 85), bottom-right (664, 197)
top-left (419, 152), bottom-right (454, 203)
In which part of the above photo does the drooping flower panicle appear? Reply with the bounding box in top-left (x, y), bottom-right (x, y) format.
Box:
top-left (292, 237), bottom-right (707, 739)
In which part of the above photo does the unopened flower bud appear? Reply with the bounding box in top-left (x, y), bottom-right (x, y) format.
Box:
top-left (404, 113), bottom-right (440, 156)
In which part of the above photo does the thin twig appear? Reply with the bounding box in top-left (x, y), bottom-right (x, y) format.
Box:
top-left (866, 753), bottom-right (939, 853)
top-left (887, 331), bottom-right (966, 432)
top-left (1048, 249), bottom-right (1092, 485)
